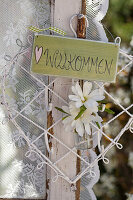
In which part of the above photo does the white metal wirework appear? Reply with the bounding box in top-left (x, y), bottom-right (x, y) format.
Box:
top-left (1, 37), bottom-right (133, 185)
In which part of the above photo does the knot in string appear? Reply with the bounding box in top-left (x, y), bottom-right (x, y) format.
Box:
top-left (71, 183), bottom-right (77, 191)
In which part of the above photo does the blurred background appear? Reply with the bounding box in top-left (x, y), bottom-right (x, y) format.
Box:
top-left (94, 0), bottom-right (133, 199)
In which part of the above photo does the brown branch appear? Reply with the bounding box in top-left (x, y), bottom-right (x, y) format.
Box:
top-left (76, 1), bottom-right (86, 200)
top-left (77, 0), bottom-right (86, 39)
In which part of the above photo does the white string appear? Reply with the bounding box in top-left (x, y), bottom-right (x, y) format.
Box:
top-left (70, 14), bottom-right (78, 38)
top-left (44, 131), bottom-right (52, 154)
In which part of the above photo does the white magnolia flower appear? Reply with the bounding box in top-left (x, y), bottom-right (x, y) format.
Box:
top-left (62, 102), bottom-right (103, 137)
top-left (62, 102), bottom-right (80, 133)
top-left (73, 109), bottom-right (103, 136)
top-left (59, 82), bottom-right (106, 137)
top-left (63, 102), bottom-right (90, 136)
top-left (69, 81), bottom-right (105, 111)
top-left (126, 194), bottom-right (133, 200)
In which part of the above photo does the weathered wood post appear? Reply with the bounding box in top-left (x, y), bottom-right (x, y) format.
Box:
top-left (76, 1), bottom-right (86, 199)
top-left (48, 0), bottom-right (82, 199)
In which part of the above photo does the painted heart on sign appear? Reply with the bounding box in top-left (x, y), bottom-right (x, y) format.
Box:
top-left (35, 46), bottom-right (43, 64)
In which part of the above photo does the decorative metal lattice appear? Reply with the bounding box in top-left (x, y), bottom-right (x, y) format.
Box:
top-left (1, 36), bottom-right (133, 186)
top-left (0, 0), bottom-right (133, 199)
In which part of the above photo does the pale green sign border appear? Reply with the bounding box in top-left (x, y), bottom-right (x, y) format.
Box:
top-left (31, 34), bottom-right (120, 83)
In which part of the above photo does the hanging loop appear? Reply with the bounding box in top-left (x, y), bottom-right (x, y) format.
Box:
top-left (115, 142), bottom-right (123, 149)
top-left (70, 14), bottom-right (89, 38)
top-left (44, 131), bottom-right (53, 154)
top-left (115, 37), bottom-right (121, 46)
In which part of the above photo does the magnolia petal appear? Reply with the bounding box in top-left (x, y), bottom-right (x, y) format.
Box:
top-left (69, 95), bottom-right (80, 101)
top-left (89, 103), bottom-right (98, 113)
top-left (81, 109), bottom-right (92, 123)
top-left (91, 113), bottom-right (103, 124)
top-left (93, 95), bottom-right (105, 101)
top-left (95, 115), bottom-right (103, 123)
top-left (71, 120), bottom-right (76, 127)
top-left (69, 101), bottom-right (77, 109)
top-left (99, 88), bottom-right (104, 96)
top-left (72, 85), bottom-right (78, 96)
top-left (84, 99), bottom-right (98, 111)
top-left (63, 117), bottom-right (74, 132)
top-left (92, 106), bottom-right (98, 113)
top-left (69, 102), bottom-right (80, 116)
top-left (84, 122), bottom-right (91, 135)
top-left (84, 98), bottom-right (93, 108)
top-left (89, 89), bottom-right (105, 101)
top-left (89, 89), bottom-right (99, 97)
top-left (89, 89), bottom-right (105, 98)
top-left (76, 120), bottom-right (84, 137)
top-left (83, 81), bottom-right (92, 98)
top-left (75, 100), bottom-right (83, 108)
top-left (75, 82), bottom-right (84, 101)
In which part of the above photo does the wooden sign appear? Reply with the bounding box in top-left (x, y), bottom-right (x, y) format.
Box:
top-left (31, 35), bottom-right (119, 82)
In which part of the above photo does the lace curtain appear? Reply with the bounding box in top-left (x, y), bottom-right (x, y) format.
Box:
top-left (0, 0), bottom-right (50, 198)
top-left (0, 1), bottom-right (98, 199)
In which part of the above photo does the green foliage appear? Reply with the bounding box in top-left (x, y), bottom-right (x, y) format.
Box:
top-left (62, 115), bottom-right (69, 120)
top-left (96, 121), bottom-right (101, 129)
top-left (104, 0), bottom-right (133, 44)
top-left (98, 106), bottom-right (115, 114)
top-left (75, 105), bottom-right (87, 120)
top-left (97, 100), bottom-right (108, 104)
top-left (55, 107), bottom-right (70, 115)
